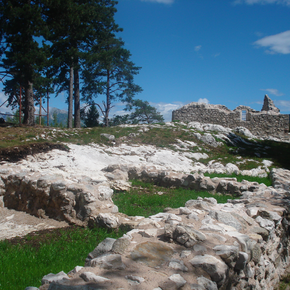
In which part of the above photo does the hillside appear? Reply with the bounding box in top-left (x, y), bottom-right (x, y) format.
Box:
top-left (1, 121), bottom-right (290, 290)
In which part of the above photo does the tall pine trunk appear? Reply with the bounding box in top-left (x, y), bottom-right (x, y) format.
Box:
top-left (105, 69), bottom-right (110, 127)
top-left (23, 81), bottom-right (35, 126)
top-left (68, 64), bottom-right (73, 128)
top-left (74, 61), bottom-right (81, 128)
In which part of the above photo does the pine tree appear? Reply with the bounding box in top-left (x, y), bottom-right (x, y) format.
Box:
top-left (81, 103), bottom-right (99, 128)
top-left (0, 0), bottom-right (47, 125)
top-left (82, 37), bottom-right (142, 127)
top-left (52, 111), bottom-right (59, 127)
top-left (126, 99), bottom-right (164, 124)
top-left (44, 0), bottom-right (121, 128)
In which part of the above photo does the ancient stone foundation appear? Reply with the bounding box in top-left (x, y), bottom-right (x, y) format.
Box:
top-left (172, 95), bottom-right (289, 138)
top-left (2, 166), bottom-right (290, 290)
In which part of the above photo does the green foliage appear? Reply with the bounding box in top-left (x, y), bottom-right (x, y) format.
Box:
top-left (203, 172), bottom-right (272, 186)
top-left (0, 0), bottom-right (122, 127)
top-left (113, 180), bottom-right (231, 217)
top-left (52, 111), bottom-right (59, 127)
top-left (125, 99), bottom-right (164, 124)
top-left (110, 114), bottom-right (130, 126)
top-left (35, 116), bottom-right (46, 126)
top-left (0, 226), bottom-right (123, 290)
top-left (6, 110), bottom-right (23, 124)
top-left (0, 0), bottom-right (47, 125)
top-left (82, 37), bottom-right (142, 127)
top-left (81, 103), bottom-right (100, 128)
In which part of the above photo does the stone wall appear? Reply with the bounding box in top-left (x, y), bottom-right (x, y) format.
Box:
top-left (172, 96), bottom-right (289, 138)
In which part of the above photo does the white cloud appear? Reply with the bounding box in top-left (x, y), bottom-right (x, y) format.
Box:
top-left (254, 30), bottom-right (290, 54)
top-left (153, 102), bottom-right (184, 122)
top-left (194, 45), bottom-right (202, 52)
top-left (260, 88), bottom-right (284, 96)
top-left (197, 98), bottom-right (209, 104)
top-left (233, 0), bottom-right (290, 5)
top-left (275, 100), bottom-right (290, 112)
top-left (141, 0), bottom-right (174, 4)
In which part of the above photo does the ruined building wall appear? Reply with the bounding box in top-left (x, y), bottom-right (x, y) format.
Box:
top-left (172, 102), bottom-right (289, 138)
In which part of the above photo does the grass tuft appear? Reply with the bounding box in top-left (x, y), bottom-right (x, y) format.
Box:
top-left (0, 226), bottom-right (123, 290)
top-left (113, 179), bottom-right (232, 217)
top-left (203, 172), bottom-right (272, 186)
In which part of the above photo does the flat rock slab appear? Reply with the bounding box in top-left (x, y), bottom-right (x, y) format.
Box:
top-left (130, 241), bottom-right (175, 268)
top-left (0, 207), bottom-right (68, 240)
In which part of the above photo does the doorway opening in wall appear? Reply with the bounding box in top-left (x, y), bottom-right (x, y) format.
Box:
top-left (241, 110), bottom-right (247, 121)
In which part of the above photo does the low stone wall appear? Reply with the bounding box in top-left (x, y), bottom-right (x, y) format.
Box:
top-left (0, 168), bottom-right (117, 226)
top-left (172, 102), bottom-right (289, 138)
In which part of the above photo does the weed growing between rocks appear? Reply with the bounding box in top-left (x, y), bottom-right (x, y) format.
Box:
top-left (0, 226), bottom-right (124, 290)
top-left (113, 180), bottom-right (232, 217)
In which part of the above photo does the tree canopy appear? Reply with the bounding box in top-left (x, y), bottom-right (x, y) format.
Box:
top-left (0, 0), bottom-right (140, 128)
top-left (125, 99), bottom-right (164, 124)
top-left (82, 37), bottom-right (142, 127)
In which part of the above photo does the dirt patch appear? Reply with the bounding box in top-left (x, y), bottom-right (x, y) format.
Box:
top-left (0, 206), bottom-right (69, 241)
top-left (0, 142), bottom-right (69, 162)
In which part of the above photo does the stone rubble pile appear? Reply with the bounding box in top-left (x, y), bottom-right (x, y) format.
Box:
top-left (27, 167), bottom-right (290, 290)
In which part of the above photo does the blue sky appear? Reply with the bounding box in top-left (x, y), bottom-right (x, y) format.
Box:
top-left (1, 0), bottom-right (289, 122)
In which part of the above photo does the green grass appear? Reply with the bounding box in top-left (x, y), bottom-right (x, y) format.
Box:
top-left (203, 172), bottom-right (272, 186)
top-left (0, 226), bottom-right (123, 290)
top-left (113, 180), bottom-right (231, 217)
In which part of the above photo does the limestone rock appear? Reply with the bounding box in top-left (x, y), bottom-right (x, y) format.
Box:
top-left (213, 245), bottom-right (239, 268)
top-left (165, 223), bottom-right (206, 248)
top-left (197, 276), bottom-right (218, 290)
top-left (261, 95), bottom-right (280, 113)
top-left (255, 216), bottom-right (275, 231)
top-left (80, 272), bottom-right (110, 283)
top-left (88, 253), bottom-right (126, 269)
top-left (235, 252), bottom-right (249, 271)
top-left (100, 133), bottom-right (115, 141)
top-left (169, 259), bottom-right (189, 272)
top-left (168, 274), bottom-right (187, 288)
top-left (190, 255), bottom-right (228, 285)
top-left (87, 237), bottom-right (116, 260)
top-left (94, 213), bottom-right (119, 229)
top-left (130, 241), bottom-right (174, 267)
top-left (209, 210), bottom-right (243, 231)
top-left (42, 271), bottom-right (69, 285)
top-left (125, 275), bottom-right (145, 285)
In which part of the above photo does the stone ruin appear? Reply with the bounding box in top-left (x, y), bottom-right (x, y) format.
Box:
top-left (172, 95), bottom-right (289, 139)
top-left (2, 164), bottom-right (290, 290)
